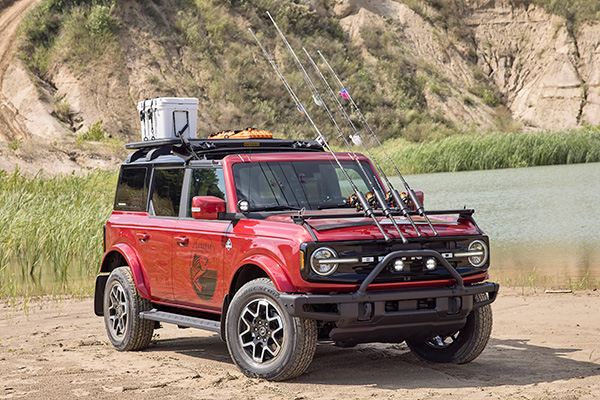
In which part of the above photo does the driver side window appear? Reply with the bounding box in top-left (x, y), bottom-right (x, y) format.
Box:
top-left (186, 168), bottom-right (227, 217)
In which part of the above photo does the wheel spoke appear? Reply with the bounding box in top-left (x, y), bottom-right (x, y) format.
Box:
top-left (107, 283), bottom-right (128, 339)
top-left (425, 331), bottom-right (461, 349)
top-left (237, 297), bottom-right (285, 364)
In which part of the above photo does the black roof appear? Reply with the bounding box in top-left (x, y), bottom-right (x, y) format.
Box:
top-left (125, 138), bottom-right (324, 164)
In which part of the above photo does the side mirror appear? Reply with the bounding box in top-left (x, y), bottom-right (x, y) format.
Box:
top-left (191, 196), bottom-right (226, 220)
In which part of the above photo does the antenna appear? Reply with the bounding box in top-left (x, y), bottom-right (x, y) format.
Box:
top-left (318, 51), bottom-right (439, 236)
top-left (248, 28), bottom-right (392, 242)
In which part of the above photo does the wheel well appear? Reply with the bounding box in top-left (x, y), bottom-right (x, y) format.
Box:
top-left (95, 251), bottom-right (129, 316)
top-left (229, 264), bottom-right (269, 298)
top-left (101, 251), bottom-right (128, 273)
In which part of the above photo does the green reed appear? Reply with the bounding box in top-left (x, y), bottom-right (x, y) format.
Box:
top-left (376, 128), bottom-right (600, 174)
top-left (0, 169), bottom-right (117, 297)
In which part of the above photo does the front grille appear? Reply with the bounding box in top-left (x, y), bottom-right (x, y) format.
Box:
top-left (301, 236), bottom-right (489, 284)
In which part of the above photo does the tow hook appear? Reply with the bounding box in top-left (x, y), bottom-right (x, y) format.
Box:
top-left (448, 296), bottom-right (462, 315)
top-left (358, 302), bottom-right (374, 321)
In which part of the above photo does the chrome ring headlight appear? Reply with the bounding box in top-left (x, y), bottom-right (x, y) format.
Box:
top-left (467, 240), bottom-right (488, 267)
top-left (310, 247), bottom-right (338, 276)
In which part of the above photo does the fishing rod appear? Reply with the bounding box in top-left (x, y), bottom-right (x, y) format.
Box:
top-left (302, 47), bottom-right (422, 238)
top-left (264, 12), bottom-right (408, 243)
top-left (248, 28), bottom-right (392, 243)
top-left (318, 51), bottom-right (439, 236)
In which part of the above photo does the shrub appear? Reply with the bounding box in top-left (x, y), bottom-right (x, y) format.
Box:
top-left (76, 120), bottom-right (105, 143)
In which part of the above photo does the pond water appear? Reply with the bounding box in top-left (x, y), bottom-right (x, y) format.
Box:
top-left (393, 162), bottom-right (600, 287)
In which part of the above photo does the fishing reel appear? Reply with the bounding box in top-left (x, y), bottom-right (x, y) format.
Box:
top-left (349, 192), bottom-right (379, 211)
top-left (400, 192), bottom-right (414, 208)
top-left (348, 194), bottom-right (361, 210)
top-left (386, 191), bottom-right (415, 210)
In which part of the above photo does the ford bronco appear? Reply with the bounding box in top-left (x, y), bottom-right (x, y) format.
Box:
top-left (94, 131), bottom-right (499, 381)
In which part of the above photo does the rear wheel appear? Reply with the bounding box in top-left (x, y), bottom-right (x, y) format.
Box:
top-left (225, 278), bottom-right (317, 381)
top-left (103, 267), bottom-right (154, 351)
top-left (407, 293), bottom-right (492, 364)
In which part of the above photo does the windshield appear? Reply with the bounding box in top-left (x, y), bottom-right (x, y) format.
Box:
top-left (232, 160), bottom-right (382, 211)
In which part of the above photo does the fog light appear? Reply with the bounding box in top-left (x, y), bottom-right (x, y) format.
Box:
top-left (393, 259), bottom-right (405, 272)
top-left (425, 257), bottom-right (437, 271)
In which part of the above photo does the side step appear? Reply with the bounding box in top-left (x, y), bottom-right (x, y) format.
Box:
top-left (140, 309), bottom-right (221, 333)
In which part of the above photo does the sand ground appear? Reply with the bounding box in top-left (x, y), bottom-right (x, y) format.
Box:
top-left (1, 288), bottom-right (599, 400)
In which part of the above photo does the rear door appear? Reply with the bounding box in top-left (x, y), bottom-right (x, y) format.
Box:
top-left (135, 166), bottom-right (185, 302)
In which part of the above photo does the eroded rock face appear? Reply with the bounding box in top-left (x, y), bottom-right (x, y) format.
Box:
top-left (335, 0), bottom-right (497, 130)
top-left (576, 24), bottom-right (600, 126)
top-left (467, 2), bottom-right (588, 129)
top-left (334, 0), bottom-right (600, 131)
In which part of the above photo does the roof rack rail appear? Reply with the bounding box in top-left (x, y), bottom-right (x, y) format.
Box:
top-left (125, 138), bottom-right (324, 163)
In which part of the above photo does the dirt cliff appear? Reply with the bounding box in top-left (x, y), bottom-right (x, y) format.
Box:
top-left (1, 0), bottom-right (600, 174)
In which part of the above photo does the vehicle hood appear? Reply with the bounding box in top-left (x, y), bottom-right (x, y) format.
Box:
top-left (265, 210), bottom-right (482, 241)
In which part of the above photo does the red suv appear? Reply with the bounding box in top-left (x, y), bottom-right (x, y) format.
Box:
top-left (94, 136), bottom-right (498, 381)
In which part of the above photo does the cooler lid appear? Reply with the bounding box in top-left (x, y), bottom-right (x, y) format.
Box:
top-left (151, 97), bottom-right (198, 106)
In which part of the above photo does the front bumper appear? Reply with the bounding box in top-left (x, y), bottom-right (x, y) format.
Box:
top-left (280, 249), bottom-right (499, 346)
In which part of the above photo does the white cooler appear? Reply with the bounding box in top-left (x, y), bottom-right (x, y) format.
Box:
top-left (137, 97), bottom-right (198, 141)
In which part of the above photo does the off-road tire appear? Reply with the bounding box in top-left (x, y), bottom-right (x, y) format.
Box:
top-left (407, 292), bottom-right (492, 364)
top-left (103, 267), bottom-right (154, 351)
top-left (225, 278), bottom-right (317, 381)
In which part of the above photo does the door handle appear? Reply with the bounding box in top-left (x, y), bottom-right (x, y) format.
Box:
top-left (174, 236), bottom-right (189, 246)
top-left (136, 233), bottom-right (150, 242)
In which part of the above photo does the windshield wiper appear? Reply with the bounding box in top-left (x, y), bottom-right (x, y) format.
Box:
top-left (250, 205), bottom-right (302, 212)
top-left (317, 202), bottom-right (351, 210)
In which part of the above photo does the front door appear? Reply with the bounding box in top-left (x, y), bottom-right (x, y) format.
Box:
top-left (171, 167), bottom-right (229, 311)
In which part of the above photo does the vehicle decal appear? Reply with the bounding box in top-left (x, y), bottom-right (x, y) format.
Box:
top-left (190, 235), bottom-right (218, 300)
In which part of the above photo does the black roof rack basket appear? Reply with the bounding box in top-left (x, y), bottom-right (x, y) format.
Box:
top-left (126, 138), bottom-right (324, 162)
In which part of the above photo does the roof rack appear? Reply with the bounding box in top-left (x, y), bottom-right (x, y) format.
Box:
top-left (125, 138), bottom-right (324, 163)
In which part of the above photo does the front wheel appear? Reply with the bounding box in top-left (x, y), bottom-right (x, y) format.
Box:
top-left (407, 292), bottom-right (493, 364)
top-left (225, 278), bottom-right (317, 381)
top-left (103, 267), bottom-right (154, 351)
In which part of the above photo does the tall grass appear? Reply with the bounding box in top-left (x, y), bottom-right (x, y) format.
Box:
top-left (0, 169), bottom-right (117, 297)
top-left (375, 128), bottom-right (600, 174)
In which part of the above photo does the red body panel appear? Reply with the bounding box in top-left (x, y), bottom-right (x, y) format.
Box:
top-left (171, 219), bottom-right (229, 311)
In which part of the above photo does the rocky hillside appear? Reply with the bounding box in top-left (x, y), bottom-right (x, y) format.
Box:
top-left (1, 0), bottom-right (600, 174)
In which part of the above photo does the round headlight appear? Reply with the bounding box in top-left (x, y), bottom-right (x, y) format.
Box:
top-left (310, 247), bottom-right (338, 276)
top-left (468, 240), bottom-right (488, 267)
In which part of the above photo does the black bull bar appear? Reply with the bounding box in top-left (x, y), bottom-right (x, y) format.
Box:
top-left (279, 250), bottom-right (499, 346)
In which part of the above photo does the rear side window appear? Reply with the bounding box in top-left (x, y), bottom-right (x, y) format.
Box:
top-left (151, 168), bottom-right (185, 217)
top-left (115, 167), bottom-right (147, 211)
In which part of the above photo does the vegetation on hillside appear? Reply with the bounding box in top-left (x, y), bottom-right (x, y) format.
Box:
top-left (17, 0), bottom-right (492, 143)
top-left (18, 0), bottom-right (119, 78)
top-left (18, 0), bottom-right (600, 146)
top-left (511, 0), bottom-right (600, 32)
